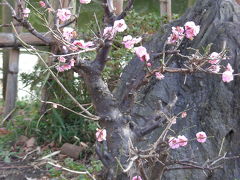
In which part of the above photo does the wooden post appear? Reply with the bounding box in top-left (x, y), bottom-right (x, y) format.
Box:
top-left (3, 49), bottom-right (19, 117)
top-left (113, 0), bottom-right (124, 15)
top-left (2, 0), bottom-right (22, 120)
top-left (160, 0), bottom-right (172, 21)
top-left (2, 0), bottom-right (13, 100)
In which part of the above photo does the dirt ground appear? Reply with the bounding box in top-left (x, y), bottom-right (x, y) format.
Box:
top-left (0, 161), bottom-right (48, 180)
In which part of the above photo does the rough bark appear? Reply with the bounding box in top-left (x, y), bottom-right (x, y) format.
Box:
top-left (113, 0), bottom-right (240, 179)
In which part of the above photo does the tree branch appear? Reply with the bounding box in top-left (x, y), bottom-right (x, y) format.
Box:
top-left (3, 0), bottom-right (52, 44)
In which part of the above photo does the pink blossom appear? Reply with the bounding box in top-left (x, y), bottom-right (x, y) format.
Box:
top-left (196, 131), bottom-right (207, 143)
top-left (155, 72), bottom-right (165, 80)
top-left (167, 26), bottom-right (184, 44)
top-left (146, 62), bottom-right (152, 67)
top-left (113, 19), bottom-right (127, 32)
top-left (62, 27), bottom-right (74, 41)
top-left (62, 64), bottom-right (72, 71)
top-left (178, 135), bottom-right (188, 147)
top-left (96, 128), bottom-right (107, 142)
top-left (39, 1), bottom-right (46, 7)
top-left (57, 9), bottom-right (71, 22)
top-left (56, 64), bottom-right (72, 72)
top-left (58, 56), bottom-right (66, 63)
top-left (209, 52), bottom-right (220, 64)
top-left (123, 35), bottom-right (132, 42)
top-left (23, 8), bottom-right (31, 18)
top-left (134, 46), bottom-right (150, 62)
top-left (132, 176), bottom-right (142, 180)
top-left (70, 59), bottom-right (75, 67)
top-left (181, 112), bottom-right (187, 118)
top-left (222, 71), bottom-right (234, 83)
top-left (73, 40), bottom-right (94, 49)
top-left (103, 26), bottom-right (116, 40)
top-left (169, 137), bottom-right (180, 149)
top-left (226, 63), bottom-right (234, 72)
top-left (79, 0), bottom-right (91, 4)
top-left (208, 65), bottom-right (220, 73)
top-left (73, 40), bottom-right (84, 48)
top-left (222, 63), bottom-right (234, 83)
top-left (122, 35), bottom-right (142, 49)
top-left (184, 21), bottom-right (200, 40)
top-left (56, 65), bottom-right (64, 72)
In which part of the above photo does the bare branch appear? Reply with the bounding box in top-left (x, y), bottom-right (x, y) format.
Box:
top-left (3, 0), bottom-right (52, 44)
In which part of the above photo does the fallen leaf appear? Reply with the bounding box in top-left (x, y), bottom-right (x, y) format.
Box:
top-left (0, 128), bottom-right (11, 135)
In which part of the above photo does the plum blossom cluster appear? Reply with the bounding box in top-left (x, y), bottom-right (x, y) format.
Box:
top-left (168, 131), bottom-right (207, 149)
top-left (206, 52), bottom-right (234, 83)
top-left (72, 40), bottom-right (94, 50)
top-left (104, 20), bottom-right (153, 74)
top-left (57, 9), bottom-right (72, 22)
top-left (207, 52), bottom-right (224, 74)
top-left (55, 0), bottom-right (91, 22)
top-left (103, 19), bottom-right (128, 40)
top-left (56, 57), bottom-right (75, 72)
top-left (62, 27), bottom-right (76, 41)
top-left (167, 26), bottom-right (184, 44)
top-left (122, 35), bottom-right (142, 49)
top-left (57, 20), bottom-right (128, 72)
top-left (167, 21), bottom-right (200, 44)
top-left (60, 27), bottom-right (94, 50)
top-left (134, 46), bottom-right (150, 62)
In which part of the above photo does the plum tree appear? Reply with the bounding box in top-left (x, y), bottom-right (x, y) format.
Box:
top-left (1, 0), bottom-right (240, 179)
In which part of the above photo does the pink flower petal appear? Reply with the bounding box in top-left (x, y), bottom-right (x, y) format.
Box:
top-left (178, 135), bottom-right (188, 147)
top-left (96, 128), bottom-right (107, 142)
top-left (132, 176), bottom-right (142, 180)
top-left (169, 137), bottom-right (180, 149)
top-left (113, 19), bottom-right (127, 32)
top-left (79, 0), bottom-right (91, 4)
top-left (196, 131), bottom-right (207, 143)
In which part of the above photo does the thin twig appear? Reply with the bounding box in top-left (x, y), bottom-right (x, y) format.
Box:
top-left (47, 161), bottom-right (96, 180)
top-left (11, 22), bottom-right (99, 121)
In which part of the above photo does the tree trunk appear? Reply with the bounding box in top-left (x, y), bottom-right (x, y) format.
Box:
top-left (110, 0), bottom-right (240, 179)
